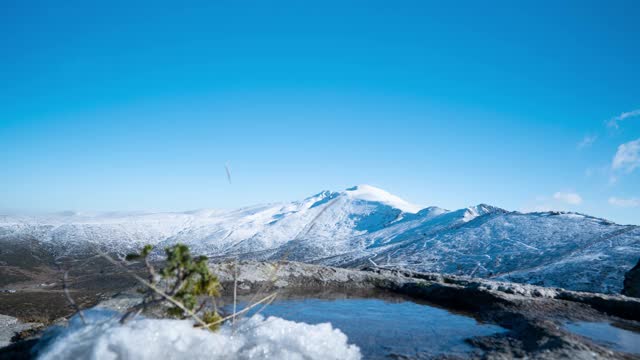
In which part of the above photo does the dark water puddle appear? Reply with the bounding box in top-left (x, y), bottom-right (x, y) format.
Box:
top-left (227, 297), bottom-right (505, 359)
top-left (565, 321), bottom-right (640, 355)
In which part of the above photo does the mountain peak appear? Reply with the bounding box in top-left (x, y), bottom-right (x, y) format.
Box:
top-left (343, 184), bottom-right (422, 213)
top-left (471, 203), bottom-right (505, 214)
top-left (461, 203), bottom-right (505, 222)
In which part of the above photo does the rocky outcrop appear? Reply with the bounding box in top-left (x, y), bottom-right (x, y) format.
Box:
top-left (5, 260), bottom-right (640, 359)
top-left (0, 315), bottom-right (43, 360)
top-left (209, 261), bottom-right (640, 321)
top-left (623, 259), bottom-right (640, 298)
top-left (210, 261), bottom-right (640, 359)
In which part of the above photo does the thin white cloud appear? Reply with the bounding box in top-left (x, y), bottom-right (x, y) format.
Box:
top-left (584, 165), bottom-right (611, 178)
top-left (577, 135), bottom-right (597, 149)
top-left (585, 168), bottom-right (594, 177)
top-left (553, 192), bottom-right (583, 205)
top-left (608, 197), bottom-right (640, 208)
top-left (612, 138), bottom-right (640, 173)
top-left (523, 192), bottom-right (583, 212)
top-left (607, 109), bottom-right (640, 129)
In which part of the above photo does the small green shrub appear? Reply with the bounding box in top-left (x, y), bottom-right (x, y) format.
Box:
top-left (124, 243), bottom-right (222, 330)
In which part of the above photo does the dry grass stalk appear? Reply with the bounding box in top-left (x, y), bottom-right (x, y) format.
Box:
top-left (232, 258), bottom-right (238, 329)
top-left (56, 255), bottom-right (102, 325)
top-left (201, 292), bottom-right (278, 328)
top-left (62, 270), bottom-right (86, 325)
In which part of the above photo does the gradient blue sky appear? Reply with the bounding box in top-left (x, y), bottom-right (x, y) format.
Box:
top-left (1, 1), bottom-right (639, 224)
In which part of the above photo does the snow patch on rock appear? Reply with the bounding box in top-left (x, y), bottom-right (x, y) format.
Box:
top-left (0, 314), bottom-right (42, 348)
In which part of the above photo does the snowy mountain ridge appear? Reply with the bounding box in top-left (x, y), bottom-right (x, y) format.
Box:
top-left (1, 184), bottom-right (638, 294)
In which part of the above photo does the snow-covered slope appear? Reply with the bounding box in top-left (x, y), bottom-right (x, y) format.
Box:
top-left (1, 185), bottom-right (638, 294)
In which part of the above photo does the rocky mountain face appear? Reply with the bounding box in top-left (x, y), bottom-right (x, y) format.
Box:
top-left (623, 259), bottom-right (640, 298)
top-left (1, 185), bottom-right (639, 294)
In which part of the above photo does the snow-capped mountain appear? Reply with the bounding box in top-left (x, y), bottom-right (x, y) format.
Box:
top-left (1, 185), bottom-right (639, 294)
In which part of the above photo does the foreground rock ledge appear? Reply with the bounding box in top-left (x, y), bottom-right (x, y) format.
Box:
top-left (3, 260), bottom-right (640, 359)
top-left (624, 259), bottom-right (640, 298)
top-left (210, 261), bottom-right (640, 359)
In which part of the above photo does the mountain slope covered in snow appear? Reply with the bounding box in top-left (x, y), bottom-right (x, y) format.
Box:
top-left (1, 185), bottom-right (638, 294)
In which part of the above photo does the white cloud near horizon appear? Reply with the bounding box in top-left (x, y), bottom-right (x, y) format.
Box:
top-left (607, 109), bottom-right (640, 129)
top-left (553, 191), bottom-right (583, 205)
top-left (577, 135), bottom-right (597, 149)
top-left (522, 192), bottom-right (584, 212)
top-left (608, 197), bottom-right (640, 208)
top-left (612, 138), bottom-right (640, 173)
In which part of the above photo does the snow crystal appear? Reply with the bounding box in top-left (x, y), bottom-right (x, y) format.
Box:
top-left (35, 309), bottom-right (361, 360)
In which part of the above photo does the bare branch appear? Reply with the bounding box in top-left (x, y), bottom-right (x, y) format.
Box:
top-left (143, 255), bottom-right (157, 285)
top-left (232, 258), bottom-right (238, 329)
top-left (63, 270), bottom-right (86, 325)
top-left (199, 292), bottom-right (278, 328)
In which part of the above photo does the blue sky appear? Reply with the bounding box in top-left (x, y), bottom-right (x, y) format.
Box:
top-left (1, 1), bottom-right (639, 224)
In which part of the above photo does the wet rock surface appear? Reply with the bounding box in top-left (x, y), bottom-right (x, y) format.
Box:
top-left (3, 260), bottom-right (640, 359)
top-left (211, 261), bottom-right (640, 359)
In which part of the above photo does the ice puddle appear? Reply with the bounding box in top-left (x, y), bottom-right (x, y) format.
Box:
top-left (35, 297), bottom-right (507, 359)
top-left (564, 321), bottom-right (640, 355)
top-left (228, 297), bottom-right (506, 359)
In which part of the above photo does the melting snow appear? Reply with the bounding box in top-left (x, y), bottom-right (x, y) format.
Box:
top-left (35, 309), bottom-right (361, 360)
